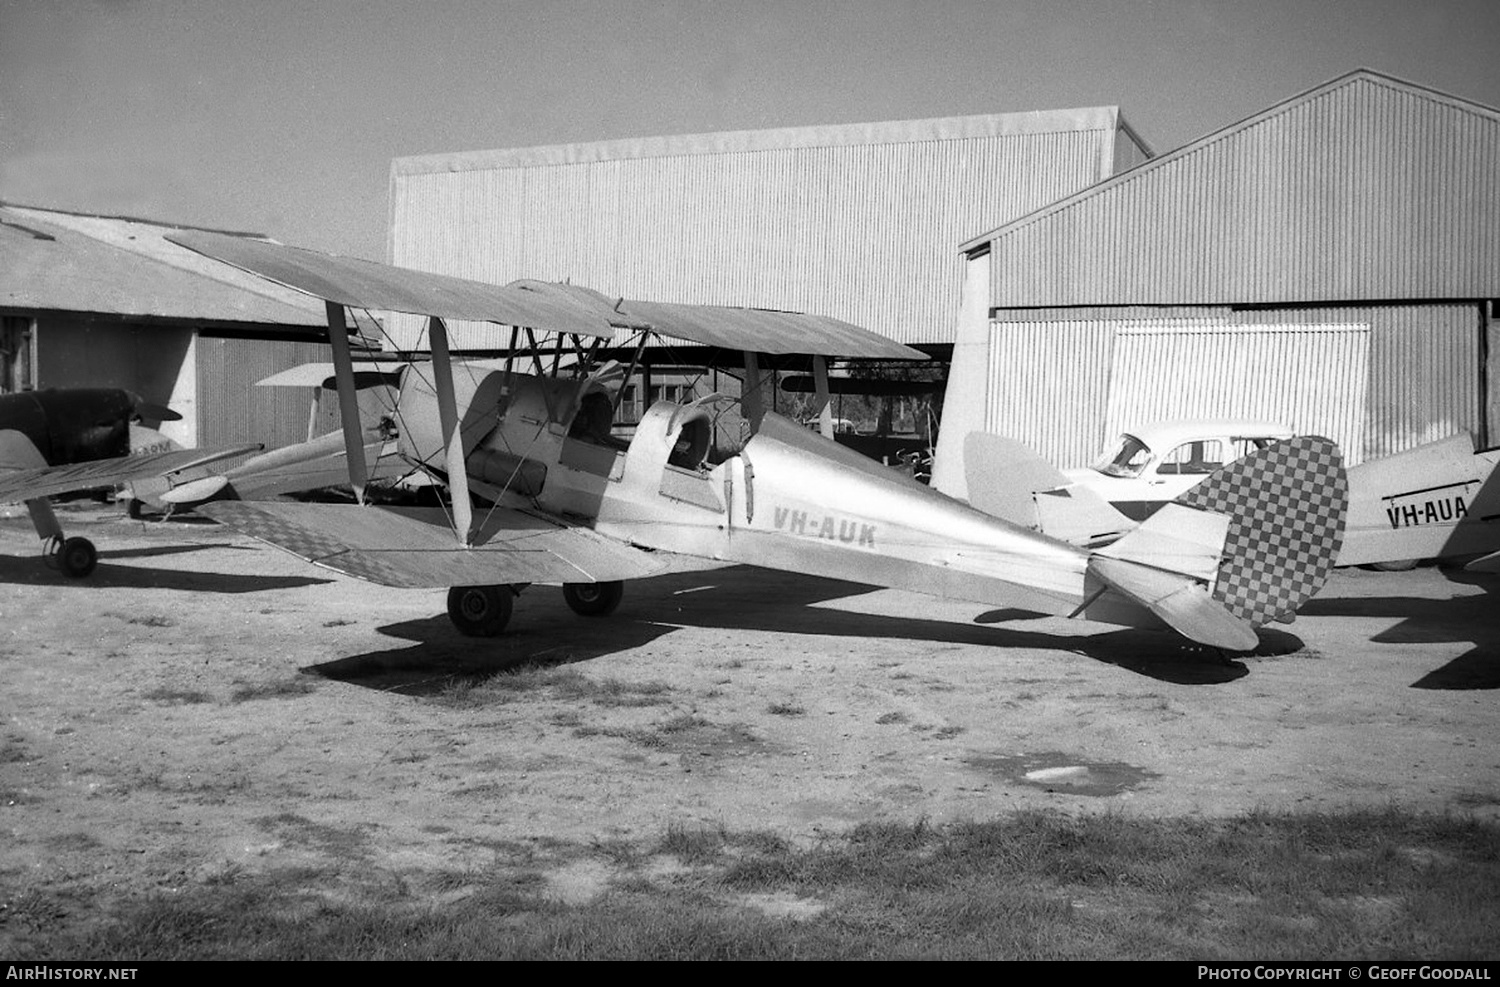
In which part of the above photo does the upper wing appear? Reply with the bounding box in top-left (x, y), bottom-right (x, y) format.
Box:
top-left (198, 500), bottom-right (675, 588)
top-left (509, 280), bottom-right (925, 360)
top-left (166, 230), bottom-right (620, 337)
top-left (168, 230), bottom-right (920, 360)
top-left (0, 444), bottom-right (262, 503)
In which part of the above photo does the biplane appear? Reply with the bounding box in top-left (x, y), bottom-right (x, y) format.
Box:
top-left (168, 230), bottom-right (1349, 653)
top-left (0, 387), bottom-right (258, 576)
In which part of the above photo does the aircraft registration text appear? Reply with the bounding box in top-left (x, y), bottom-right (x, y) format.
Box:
top-left (772, 506), bottom-right (877, 548)
top-left (1382, 482), bottom-right (1474, 530)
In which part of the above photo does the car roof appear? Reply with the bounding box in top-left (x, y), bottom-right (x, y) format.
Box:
top-left (1120, 419), bottom-right (1296, 450)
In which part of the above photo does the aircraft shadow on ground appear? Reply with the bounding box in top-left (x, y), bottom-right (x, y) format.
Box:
top-left (315, 566), bottom-right (1271, 692)
top-left (97, 542), bottom-right (251, 561)
top-left (1298, 568), bottom-right (1499, 690)
top-left (0, 551), bottom-right (333, 593)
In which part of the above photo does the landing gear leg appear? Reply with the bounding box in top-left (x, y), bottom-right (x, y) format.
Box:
top-left (27, 498), bottom-right (99, 578)
top-left (446, 584), bottom-right (518, 637)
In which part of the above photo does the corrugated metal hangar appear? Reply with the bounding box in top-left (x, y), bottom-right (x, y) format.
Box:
top-left (387, 107), bottom-right (1151, 352)
top-left (0, 204), bottom-right (347, 450)
top-left (933, 70), bottom-right (1500, 496)
top-left (10, 67), bottom-right (1494, 488)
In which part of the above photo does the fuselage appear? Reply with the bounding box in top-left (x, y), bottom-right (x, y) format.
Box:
top-left (398, 367), bottom-right (1100, 619)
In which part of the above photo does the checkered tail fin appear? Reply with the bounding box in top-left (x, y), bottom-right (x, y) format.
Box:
top-left (1175, 436), bottom-right (1349, 627)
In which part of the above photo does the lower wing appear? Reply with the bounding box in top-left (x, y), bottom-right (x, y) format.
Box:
top-left (198, 500), bottom-right (679, 588)
top-left (0, 437), bottom-right (262, 503)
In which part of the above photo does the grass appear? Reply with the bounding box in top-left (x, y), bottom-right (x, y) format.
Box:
top-left (104, 611), bottom-right (176, 628)
top-left (140, 686), bottom-right (215, 705)
top-left (229, 676), bottom-right (318, 702)
top-left (436, 664), bottom-right (673, 708)
top-left (10, 808), bottom-right (1497, 959)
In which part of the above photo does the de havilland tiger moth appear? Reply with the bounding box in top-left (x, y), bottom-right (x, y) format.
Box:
top-left (167, 229), bottom-right (1350, 655)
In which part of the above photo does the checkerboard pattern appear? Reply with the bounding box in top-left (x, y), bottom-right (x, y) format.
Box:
top-left (1177, 436), bottom-right (1347, 626)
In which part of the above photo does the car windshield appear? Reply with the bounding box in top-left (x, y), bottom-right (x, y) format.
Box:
top-left (1093, 434), bottom-right (1152, 478)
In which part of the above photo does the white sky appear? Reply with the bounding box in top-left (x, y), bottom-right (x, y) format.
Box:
top-left (3, 0), bottom-right (1497, 261)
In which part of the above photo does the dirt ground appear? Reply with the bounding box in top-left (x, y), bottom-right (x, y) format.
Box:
top-left (1, 501), bottom-right (1497, 929)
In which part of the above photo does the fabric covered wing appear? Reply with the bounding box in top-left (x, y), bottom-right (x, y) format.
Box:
top-left (167, 230), bottom-right (619, 336)
top-left (0, 445), bottom-right (261, 503)
top-left (508, 280), bottom-right (925, 360)
top-left (198, 501), bottom-right (673, 589)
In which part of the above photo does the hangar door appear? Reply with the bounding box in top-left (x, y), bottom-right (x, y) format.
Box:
top-left (1102, 323), bottom-right (1370, 465)
top-left (984, 319), bottom-right (1370, 468)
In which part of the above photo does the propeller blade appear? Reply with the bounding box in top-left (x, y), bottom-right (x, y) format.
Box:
top-left (135, 401), bottom-right (182, 422)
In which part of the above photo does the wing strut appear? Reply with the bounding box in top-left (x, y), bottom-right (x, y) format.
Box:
top-left (812, 355), bottom-right (834, 439)
top-left (325, 301), bottom-right (369, 504)
top-left (429, 316), bottom-right (473, 546)
top-left (742, 351), bottom-right (765, 430)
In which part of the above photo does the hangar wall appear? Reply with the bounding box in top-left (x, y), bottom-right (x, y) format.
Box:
top-left (34, 319), bottom-right (193, 413)
top-left (968, 302), bottom-right (1478, 470)
top-left (194, 336), bottom-right (340, 451)
top-left (936, 72), bottom-right (1500, 498)
top-left (388, 108), bottom-right (1149, 351)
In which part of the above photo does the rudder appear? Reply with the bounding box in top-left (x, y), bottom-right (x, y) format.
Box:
top-left (1176, 436), bottom-right (1347, 626)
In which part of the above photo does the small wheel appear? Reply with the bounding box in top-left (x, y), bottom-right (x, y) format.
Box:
top-left (1372, 558), bottom-right (1420, 572)
top-left (58, 537), bottom-right (98, 579)
top-left (562, 580), bottom-right (624, 616)
top-left (446, 585), bottom-right (514, 637)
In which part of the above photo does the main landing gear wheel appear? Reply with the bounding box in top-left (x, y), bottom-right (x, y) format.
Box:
top-left (562, 580), bottom-right (624, 617)
top-left (446, 585), bottom-right (515, 637)
top-left (54, 536), bottom-right (99, 579)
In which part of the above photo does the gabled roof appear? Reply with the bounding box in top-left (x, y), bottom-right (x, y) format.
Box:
top-left (965, 70), bottom-right (1500, 306)
top-left (0, 203), bottom-right (332, 331)
top-left (396, 106), bottom-right (1141, 173)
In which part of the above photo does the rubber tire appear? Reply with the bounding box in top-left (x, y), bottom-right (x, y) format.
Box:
top-left (562, 580), bottom-right (624, 617)
top-left (1372, 558), bottom-right (1420, 572)
top-left (446, 585), bottom-right (514, 637)
top-left (58, 537), bottom-right (98, 579)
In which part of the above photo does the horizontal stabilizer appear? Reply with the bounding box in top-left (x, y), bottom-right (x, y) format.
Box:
top-left (1464, 549), bottom-right (1500, 573)
top-left (199, 501), bottom-right (672, 588)
top-left (0, 444), bottom-right (262, 503)
top-left (1088, 555), bottom-right (1258, 651)
top-left (1094, 503), bottom-right (1228, 583)
top-left (256, 361), bottom-right (408, 389)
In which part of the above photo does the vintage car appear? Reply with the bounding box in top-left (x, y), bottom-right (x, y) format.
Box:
top-left (1063, 419), bottom-right (1295, 521)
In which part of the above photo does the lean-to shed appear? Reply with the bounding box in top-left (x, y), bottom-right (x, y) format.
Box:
top-left (0, 204), bottom-right (353, 450)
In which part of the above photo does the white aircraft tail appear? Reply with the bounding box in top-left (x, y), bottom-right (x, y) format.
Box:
top-left (1089, 437), bottom-right (1346, 648)
top-left (961, 432), bottom-right (1133, 547)
top-left (960, 432), bottom-right (1347, 649)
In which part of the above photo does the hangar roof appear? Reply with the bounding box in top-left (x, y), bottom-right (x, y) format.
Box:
top-left (0, 204), bottom-right (332, 332)
top-left (964, 70), bottom-right (1500, 306)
